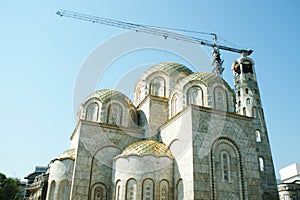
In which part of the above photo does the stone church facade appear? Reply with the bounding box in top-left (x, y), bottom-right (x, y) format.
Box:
top-left (45, 55), bottom-right (278, 199)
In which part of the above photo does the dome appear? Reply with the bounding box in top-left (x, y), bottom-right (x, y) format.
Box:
top-left (119, 140), bottom-right (173, 159)
top-left (176, 72), bottom-right (232, 89)
top-left (83, 89), bottom-right (133, 105)
top-left (140, 62), bottom-right (193, 79)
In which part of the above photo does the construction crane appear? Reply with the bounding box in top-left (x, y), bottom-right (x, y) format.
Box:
top-left (56, 10), bottom-right (253, 75)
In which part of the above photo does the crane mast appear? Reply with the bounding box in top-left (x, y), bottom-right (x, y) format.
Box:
top-left (56, 10), bottom-right (253, 75)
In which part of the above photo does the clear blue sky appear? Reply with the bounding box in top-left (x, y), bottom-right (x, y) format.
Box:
top-left (0, 1), bottom-right (299, 180)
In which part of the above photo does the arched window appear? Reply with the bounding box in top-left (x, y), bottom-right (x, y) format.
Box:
top-left (91, 183), bottom-right (106, 200)
top-left (242, 60), bottom-right (253, 74)
top-left (159, 180), bottom-right (169, 200)
top-left (245, 88), bottom-right (249, 94)
top-left (58, 180), bottom-right (70, 200)
top-left (107, 104), bottom-right (122, 126)
top-left (48, 181), bottom-right (56, 200)
top-left (259, 157), bottom-right (264, 171)
top-left (187, 86), bottom-right (203, 106)
top-left (150, 77), bottom-right (165, 97)
top-left (126, 179), bottom-right (137, 200)
top-left (243, 107), bottom-right (246, 116)
top-left (115, 180), bottom-right (121, 200)
top-left (246, 98), bottom-right (250, 104)
top-left (256, 130), bottom-right (261, 142)
top-left (86, 102), bottom-right (99, 121)
top-left (94, 187), bottom-right (103, 200)
top-left (221, 151), bottom-right (231, 181)
top-left (171, 94), bottom-right (178, 117)
top-left (214, 87), bottom-right (227, 111)
top-left (176, 179), bottom-right (183, 200)
top-left (253, 106), bottom-right (257, 118)
top-left (143, 179), bottom-right (154, 200)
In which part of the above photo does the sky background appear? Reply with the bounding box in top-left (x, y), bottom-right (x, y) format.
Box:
top-left (0, 1), bottom-right (299, 180)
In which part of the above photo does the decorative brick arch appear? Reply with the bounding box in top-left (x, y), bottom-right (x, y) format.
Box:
top-left (210, 137), bottom-right (245, 200)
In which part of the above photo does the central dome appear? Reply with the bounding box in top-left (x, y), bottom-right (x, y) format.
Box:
top-left (120, 140), bottom-right (173, 159)
top-left (140, 62), bottom-right (193, 78)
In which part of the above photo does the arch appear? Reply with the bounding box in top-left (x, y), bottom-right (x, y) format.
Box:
top-left (159, 179), bottom-right (169, 200)
top-left (213, 86), bottom-right (227, 111)
top-left (142, 178), bottom-right (154, 200)
top-left (171, 93), bottom-right (178, 117)
top-left (150, 77), bottom-right (166, 97)
top-left (187, 86), bottom-right (203, 106)
top-left (256, 130), bottom-right (261, 142)
top-left (48, 180), bottom-right (56, 200)
top-left (91, 182), bottom-right (107, 200)
top-left (86, 102), bottom-right (99, 121)
top-left (107, 103), bottom-right (123, 126)
top-left (88, 145), bottom-right (122, 200)
top-left (176, 179), bottom-right (183, 200)
top-left (58, 180), bottom-right (70, 200)
top-left (210, 137), bottom-right (245, 200)
top-left (126, 178), bottom-right (137, 200)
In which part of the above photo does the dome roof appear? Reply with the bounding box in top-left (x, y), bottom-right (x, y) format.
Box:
top-left (140, 62), bottom-right (193, 79)
top-left (83, 89), bottom-right (132, 105)
top-left (119, 140), bottom-right (173, 159)
top-left (177, 72), bottom-right (232, 89)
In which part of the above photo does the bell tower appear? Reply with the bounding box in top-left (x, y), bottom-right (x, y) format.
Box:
top-left (232, 53), bottom-right (279, 199)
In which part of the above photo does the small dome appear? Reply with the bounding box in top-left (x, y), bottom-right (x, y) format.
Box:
top-left (83, 89), bottom-right (132, 105)
top-left (140, 62), bottom-right (193, 79)
top-left (119, 140), bottom-right (173, 159)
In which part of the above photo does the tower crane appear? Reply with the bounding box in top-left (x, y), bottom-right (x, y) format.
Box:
top-left (56, 10), bottom-right (253, 75)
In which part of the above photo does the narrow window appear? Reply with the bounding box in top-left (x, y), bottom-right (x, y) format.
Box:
top-left (245, 88), bottom-right (249, 94)
top-left (237, 91), bottom-right (240, 97)
top-left (221, 151), bottom-right (230, 181)
top-left (107, 104), bottom-right (122, 125)
top-left (48, 181), bottom-right (56, 200)
top-left (94, 187), bottom-right (103, 200)
top-left (176, 179), bottom-right (183, 200)
top-left (86, 102), bottom-right (99, 121)
top-left (159, 180), bottom-right (169, 200)
top-left (143, 179), bottom-right (154, 200)
top-left (187, 86), bottom-right (203, 106)
top-left (259, 157), bottom-right (264, 171)
top-left (171, 94), bottom-right (178, 117)
top-left (246, 98), bottom-right (250, 104)
top-left (253, 106), bottom-right (257, 118)
top-left (256, 130), bottom-right (261, 142)
top-left (243, 107), bottom-right (246, 116)
top-left (126, 179), bottom-right (137, 200)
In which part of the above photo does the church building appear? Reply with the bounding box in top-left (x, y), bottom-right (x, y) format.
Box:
top-left (45, 54), bottom-right (278, 199)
